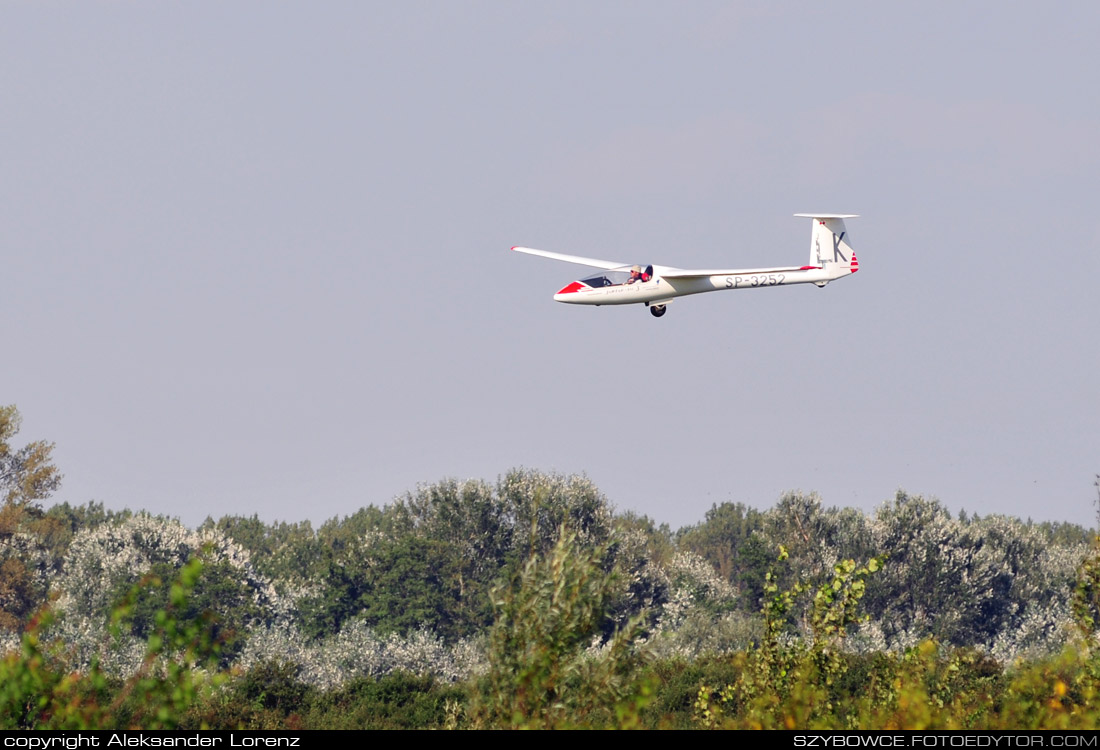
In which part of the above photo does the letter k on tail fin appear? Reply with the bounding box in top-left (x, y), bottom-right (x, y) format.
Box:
top-left (795, 214), bottom-right (859, 281)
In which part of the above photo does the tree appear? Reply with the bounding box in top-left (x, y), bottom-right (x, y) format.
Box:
top-left (300, 535), bottom-right (473, 642)
top-left (0, 406), bottom-right (63, 631)
top-left (0, 557), bottom-right (223, 729)
top-left (860, 491), bottom-right (1079, 652)
top-left (676, 502), bottom-right (769, 609)
top-left (472, 524), bottom-right (649, 728)
top-left (0, 406), bottom-right (62, 507)
top-left (52, 514), bottom-right (279, 671)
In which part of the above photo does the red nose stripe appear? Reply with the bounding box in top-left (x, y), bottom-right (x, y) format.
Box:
top-left (556, 281), bottom-right (586, 294)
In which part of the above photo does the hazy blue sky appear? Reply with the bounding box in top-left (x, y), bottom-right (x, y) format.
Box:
top-left (4, 2), bottom-right (1098, 530)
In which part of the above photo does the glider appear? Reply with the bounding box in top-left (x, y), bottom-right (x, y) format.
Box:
top-left (513, 214), bottom-right (859, 317)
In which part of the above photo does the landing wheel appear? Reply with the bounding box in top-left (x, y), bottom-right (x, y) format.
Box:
top-left (650, 305), bottom-right (666, 318)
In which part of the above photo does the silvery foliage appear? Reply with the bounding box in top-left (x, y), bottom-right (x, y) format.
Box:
top-left (988, 600), bottom-right (1076, 664)
top-left (865, 493), bottom-right (1089, 658)
top-left (394, 471), bottom-right (613, 553)
top-left (237, 621), bottom-right (486, 690)
top-left (647, 551), bottom-right (756, 658)
top-left (47, 513), bottom-right (282, 675)
top-left (0, 631), bottom-right (17, 656)
top-left (763, 493), bottom-right (843, 580)
top-left (494, 470), bottom-right (614, 553)
top-left (844, 619), bottom-right (891, 654)
top-left (983, 517), bottom-right (1085, 662)
top-left (761, 494), bottom-right (879, 580)
top-left (602, 525), bottom-right (669, 630)
top-left (670, 490), bottom-right (1090, 662)
top-left (659, 551), bottom-right (736, 627)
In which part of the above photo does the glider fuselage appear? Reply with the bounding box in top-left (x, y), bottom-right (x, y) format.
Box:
top-left (552, 265), bottom-right (836, 306)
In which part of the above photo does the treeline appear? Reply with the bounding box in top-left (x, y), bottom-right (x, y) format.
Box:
top-left (8, 477), bottom-right (1090, 666)
top-left (3, 404), bottom-right (1100, 728)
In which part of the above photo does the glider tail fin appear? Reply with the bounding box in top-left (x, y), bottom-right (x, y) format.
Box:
top-left (795, 214), bottom-right (859, 279)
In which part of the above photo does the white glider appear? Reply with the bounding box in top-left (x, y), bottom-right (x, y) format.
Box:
top-left (513, 214), bottom-right (859, 317)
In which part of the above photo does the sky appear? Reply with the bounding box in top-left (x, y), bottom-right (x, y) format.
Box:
top-left (3, 1), bottom-right (1098, 531)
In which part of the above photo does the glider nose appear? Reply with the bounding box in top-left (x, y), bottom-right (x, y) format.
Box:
top-left (553, 281), bottom-right (585, 302)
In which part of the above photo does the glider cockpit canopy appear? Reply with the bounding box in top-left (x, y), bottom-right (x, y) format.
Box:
top-left (578, 265), bottom-right (653, 288)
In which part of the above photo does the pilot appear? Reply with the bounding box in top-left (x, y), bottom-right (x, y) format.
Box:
top-left (626, 265), bottom-right (650, 284)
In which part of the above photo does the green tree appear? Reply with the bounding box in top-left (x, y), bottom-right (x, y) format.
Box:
top-left (0, 557), bottom-right (222, 729)
top-left (472, 524), bottom-right (649, 728)
top-left (677, 502), bottom-right (765, 585)
top-left (110, 559), bottom-right (264, 665)
top-left (203, 514), bottom-right (322, 583)
top-left (299, 471), bottom-right (620, 643)
top-left (694, 548), bottom-right (884, 729)
top-left (301, 535), bottom-right (472, 641)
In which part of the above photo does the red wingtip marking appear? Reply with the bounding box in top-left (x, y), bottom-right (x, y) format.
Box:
top-left (799, 265), bottom-right (822, 270)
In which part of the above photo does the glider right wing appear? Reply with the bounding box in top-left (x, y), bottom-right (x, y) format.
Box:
top-left (511, 246), bottom-right (627, 270)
